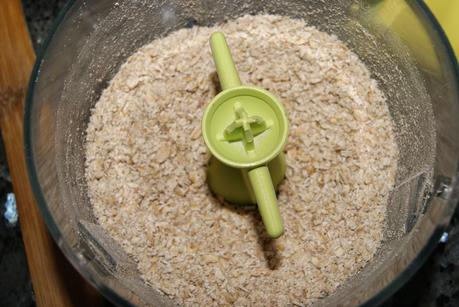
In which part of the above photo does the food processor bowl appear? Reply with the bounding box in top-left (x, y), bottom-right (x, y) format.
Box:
top-left (25, 0), bottom-right (459, 306)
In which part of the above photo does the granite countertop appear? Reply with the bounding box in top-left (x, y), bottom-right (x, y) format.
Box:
top-left (0, 1), bottom-right (458, 306)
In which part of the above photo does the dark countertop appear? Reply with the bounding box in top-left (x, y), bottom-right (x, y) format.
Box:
top-left (0, 1), bottom-right (458, 306)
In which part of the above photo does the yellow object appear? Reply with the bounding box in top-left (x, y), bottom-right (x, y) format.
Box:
top-left (425, 0), bottom-right (459, 58)
top-left (365, 1), bottom-right (435, 73)
top-left (363, 0), bottom-right (458, 78)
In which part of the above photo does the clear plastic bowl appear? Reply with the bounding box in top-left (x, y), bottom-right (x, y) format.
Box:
top-left (25, 0), bottom-right (459, 306)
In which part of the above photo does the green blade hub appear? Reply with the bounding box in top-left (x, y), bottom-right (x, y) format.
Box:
top-left (202, 32), bottom-right (289, 238)
top-left (203, 86), bottom-right (288, 168)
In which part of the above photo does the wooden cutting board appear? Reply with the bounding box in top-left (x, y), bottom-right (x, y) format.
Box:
top-left (0, 0), bottom-right (104, 306)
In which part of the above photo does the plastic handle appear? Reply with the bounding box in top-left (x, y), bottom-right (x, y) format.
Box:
top-left (210, 32), bottom-right (242, 90)
top-left (248, 166), bottom-right (284, 238)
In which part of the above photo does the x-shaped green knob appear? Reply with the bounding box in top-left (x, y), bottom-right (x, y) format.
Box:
top-left (224, 102), bottom-right (269, 151)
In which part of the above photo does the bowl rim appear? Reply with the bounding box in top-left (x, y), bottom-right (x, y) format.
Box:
top-left (23, 0), bottom-right (134, 305)
top-left (363, 0), bottom-right (459, 303)
top-left (23, 0), bottom-right (459, 306)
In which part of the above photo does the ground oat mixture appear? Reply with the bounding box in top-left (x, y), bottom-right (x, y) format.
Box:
top-left (86, 15), bottom-right (398, 306)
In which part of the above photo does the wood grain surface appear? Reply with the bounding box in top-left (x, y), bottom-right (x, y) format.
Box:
top-left (0, 0), bottom-right (104, 306)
